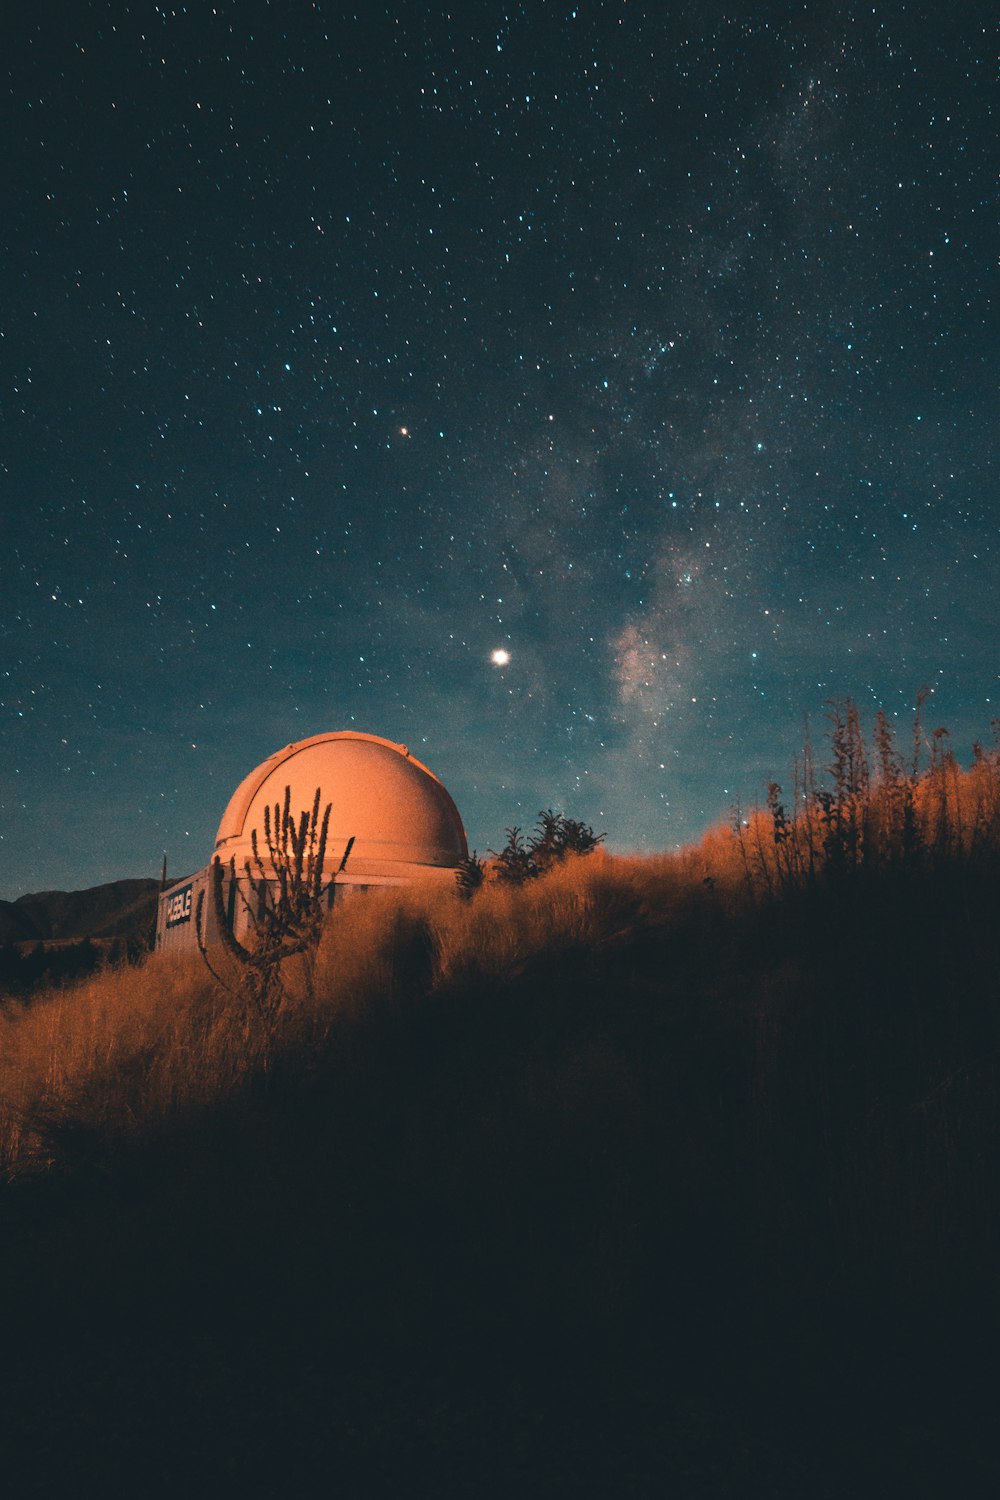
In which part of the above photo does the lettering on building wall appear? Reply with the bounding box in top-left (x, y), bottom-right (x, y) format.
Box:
top-left (165, 884), bottom-right (193, 928)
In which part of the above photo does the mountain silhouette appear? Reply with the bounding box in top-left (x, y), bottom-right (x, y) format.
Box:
top-left (0, 878), bottom-right (162, 949)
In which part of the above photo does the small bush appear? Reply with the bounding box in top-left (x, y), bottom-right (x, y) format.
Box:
top-left (489, 808), bottom-right (605, 884)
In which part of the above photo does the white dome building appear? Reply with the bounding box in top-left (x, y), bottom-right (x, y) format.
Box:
top-left (156, 732), bottom-right (468, 952)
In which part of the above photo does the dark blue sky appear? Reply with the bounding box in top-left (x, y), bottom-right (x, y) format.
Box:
top-left (1, 1), bottom-right (995, 898)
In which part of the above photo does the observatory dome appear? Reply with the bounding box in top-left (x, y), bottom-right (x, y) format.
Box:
top-left (214, 731), bottom-right (467, 887)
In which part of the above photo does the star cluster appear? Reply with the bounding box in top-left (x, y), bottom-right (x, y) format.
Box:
top-left (1, 2), bottom-right (994, 896)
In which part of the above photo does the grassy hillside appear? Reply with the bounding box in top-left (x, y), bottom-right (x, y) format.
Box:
top-left (1, 727), bottom-right (999, 1494)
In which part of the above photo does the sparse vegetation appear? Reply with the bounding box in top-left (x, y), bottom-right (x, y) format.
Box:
top-left (727, 695), bottom-right (1000, 896)
top-left (0, 706), bottom-right (998, 1493)
top-left (489, 807), bottom-right (606, 883)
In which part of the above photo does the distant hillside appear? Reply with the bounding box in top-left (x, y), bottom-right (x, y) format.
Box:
top-left (0, 879), bottom-right (166, 993)
top-left (0, 878), bottom-right (161, 947)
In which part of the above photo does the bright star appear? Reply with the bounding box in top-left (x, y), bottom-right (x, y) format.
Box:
top-left (491, 649), bottom-right (510, 666)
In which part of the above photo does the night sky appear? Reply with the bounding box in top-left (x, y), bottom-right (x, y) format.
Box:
top-left (1, 2), bottom-right (995, 899)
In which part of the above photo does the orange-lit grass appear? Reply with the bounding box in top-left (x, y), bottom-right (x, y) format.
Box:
top-left (0, 957), bottom-right (230, 1175)
top-left (0, 736), bottom-right (997, 1488)
top-left (4, 726), bottom-right (997, 1188)
top-left (0, 814), bottom-right (998, 1500)
top-left (1, 781), bottom-right (996, 1335)
top-left (0, 849), bottom-right (704, 1181)
top-left (711, 752), bottom-right (1000, 895)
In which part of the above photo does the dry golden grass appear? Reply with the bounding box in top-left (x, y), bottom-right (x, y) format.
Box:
top-left (0, 848), bottom-right (698, 1180)
top-left (1, 721), bottom-right (997, 1494)
top-left (0, 957), bottom-right (231, 1175)
top-left (4, 736), bottom-right (996, 1185)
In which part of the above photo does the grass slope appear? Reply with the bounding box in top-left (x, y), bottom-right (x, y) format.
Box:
top-left (1, 752), bottom-right (999, 1495)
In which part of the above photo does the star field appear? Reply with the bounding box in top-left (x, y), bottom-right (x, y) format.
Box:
top-left (1, 2), bottom-right (995, 897)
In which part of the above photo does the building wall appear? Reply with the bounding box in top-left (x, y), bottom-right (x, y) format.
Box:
top-left (156, 865), bottom-right (361, 955)
top-left (156, 869), bottom-right (208, 953)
